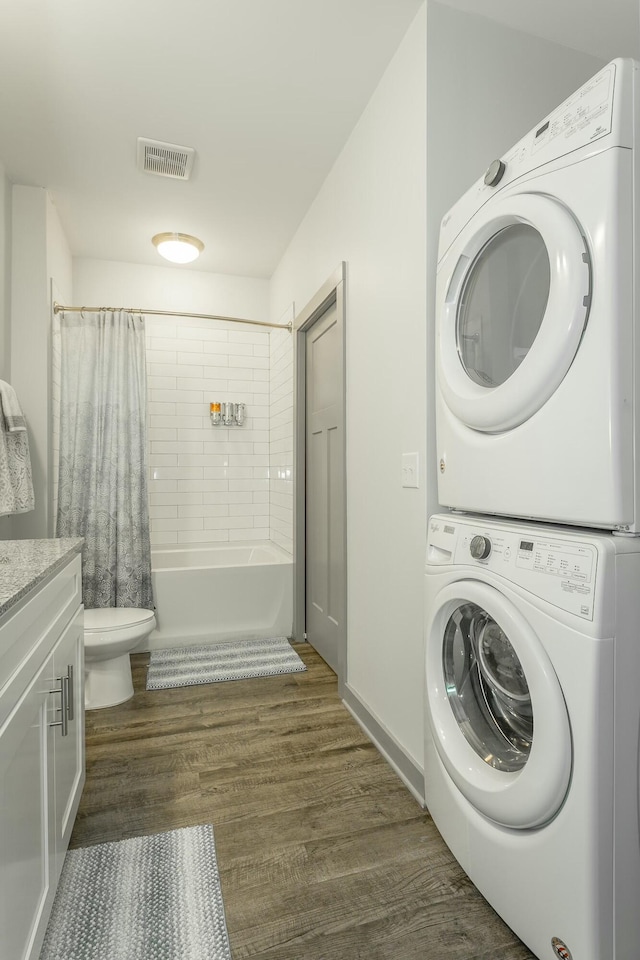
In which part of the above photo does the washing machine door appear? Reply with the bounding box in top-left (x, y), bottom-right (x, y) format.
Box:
top-left (425, 579), bottom-right (571, 828)
top-left (438, 193), bottom-right (591, 432)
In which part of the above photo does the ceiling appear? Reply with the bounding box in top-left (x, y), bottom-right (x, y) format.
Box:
top-left (0, 1), bottom-right (637, 279)
top-left (0, 0), bottom-right (423, 277)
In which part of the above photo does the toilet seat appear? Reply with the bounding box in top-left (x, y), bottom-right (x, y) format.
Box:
top-left (84, 608), bottom-right (155, 631)
top-left (84, 608), bottom-right (155, 649)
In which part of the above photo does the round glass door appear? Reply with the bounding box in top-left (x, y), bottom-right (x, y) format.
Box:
top-left (443, 601), bottom-right (533, 773)
top-left (437, 193), bottom-right (591, 433)
top-left (456, 224), bottom-right (551, 389)
top-left (425, 580), bottom-right (572, 828)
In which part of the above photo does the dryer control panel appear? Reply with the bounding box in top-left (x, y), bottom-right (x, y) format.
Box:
top-left (427, 516), bottom-right (599, 620)
top-left (438, 58), bottom-right (636, 263)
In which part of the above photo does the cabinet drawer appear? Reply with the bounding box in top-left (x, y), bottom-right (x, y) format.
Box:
top-left (0, 555), bottom-right (82, 723)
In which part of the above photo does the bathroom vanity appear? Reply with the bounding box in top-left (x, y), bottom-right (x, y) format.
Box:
top-left (0, 538), bottom-right (84, 960)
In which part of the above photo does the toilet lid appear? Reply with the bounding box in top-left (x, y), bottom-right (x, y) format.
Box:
top-left (84, 607), bottom-right (156, 632)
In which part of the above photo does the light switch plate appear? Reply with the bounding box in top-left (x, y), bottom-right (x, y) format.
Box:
top-left (402, 452), bottom-right (419, 488)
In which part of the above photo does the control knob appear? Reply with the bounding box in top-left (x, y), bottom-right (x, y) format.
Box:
top-left (470, 535), bottom-right (492, 561)
top-left (484, 159), bottom-right (506, 187)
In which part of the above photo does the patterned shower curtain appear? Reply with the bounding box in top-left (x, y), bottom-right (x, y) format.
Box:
top-left (56, 310), bottom-right (154, 609)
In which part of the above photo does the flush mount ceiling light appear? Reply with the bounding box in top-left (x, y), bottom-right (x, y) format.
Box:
top-left (152, 232), bottom-right (204, 264)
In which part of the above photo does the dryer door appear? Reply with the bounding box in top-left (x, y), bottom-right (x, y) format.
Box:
top-left (425, 579), bottom-right (571, 828)
top-left (438, 193), bottom-right (591, 432)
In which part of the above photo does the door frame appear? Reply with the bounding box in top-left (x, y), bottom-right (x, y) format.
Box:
top-left (292, 263), bottom-right (347, 691)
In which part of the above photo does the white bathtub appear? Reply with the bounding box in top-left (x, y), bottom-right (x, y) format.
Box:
top-left (142, 542), bottom-right (293, 651)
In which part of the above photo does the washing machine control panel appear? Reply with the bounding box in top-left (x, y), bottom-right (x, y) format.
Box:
top-left (514, 538), bottom-right (593, 582)
top-left (427, 517), bottom-right (599, 619)
top-left (469, 535), bottom-right (492, 560)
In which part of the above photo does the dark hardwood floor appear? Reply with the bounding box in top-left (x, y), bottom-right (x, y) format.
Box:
top-left (71, 643), bottom-right (535, 960)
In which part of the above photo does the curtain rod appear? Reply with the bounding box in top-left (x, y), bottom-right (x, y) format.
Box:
top-left (52, 302), bottom-right (292, 332)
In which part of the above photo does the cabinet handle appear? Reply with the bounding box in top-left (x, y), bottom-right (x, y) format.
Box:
top-left (49, 677), bottom-right (68, 737)
top-left (65, 664), bottom-right (74, 722)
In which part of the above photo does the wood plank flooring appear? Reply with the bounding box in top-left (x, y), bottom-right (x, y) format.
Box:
top-left (71, 643), bottom-right (535, 960)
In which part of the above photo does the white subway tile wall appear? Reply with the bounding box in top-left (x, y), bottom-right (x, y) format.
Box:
top-left (146, 316), bottom-right (292, 547)
top-left (269, 328), bottom-right (294, 555)
top-left (51, 312), bottom-right (294, 552)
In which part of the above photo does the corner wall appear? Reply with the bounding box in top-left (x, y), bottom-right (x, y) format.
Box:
top-left (0, 163), bottom-right (12, 538)
top-left (10, 187), bottom-right (72, 539)
top-left (270, 1), bottom-right (608, 778)
top-left (270, 4), bottom-right (428, 769)
top-left (0, 162), bottom-right (10, 382)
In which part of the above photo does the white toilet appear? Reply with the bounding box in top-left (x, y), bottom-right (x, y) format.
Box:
top-left (84, 608), bottom-right (156, 709)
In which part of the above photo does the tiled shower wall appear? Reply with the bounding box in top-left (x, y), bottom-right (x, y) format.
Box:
top-left (51, 312), bottom-right (294, 552)
top-left (146, 315), bottom-right (272, 545)
top-left (269, 327), bottom-right (294, 555)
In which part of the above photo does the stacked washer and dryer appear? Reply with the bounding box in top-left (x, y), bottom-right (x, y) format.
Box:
top-left (425, 60), bottom-right (640, 960)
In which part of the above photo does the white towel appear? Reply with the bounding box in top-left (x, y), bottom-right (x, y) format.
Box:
top-left (0, 379), bottom-right (26, 431)
top-left (0, 381), bottom-right (34, 515)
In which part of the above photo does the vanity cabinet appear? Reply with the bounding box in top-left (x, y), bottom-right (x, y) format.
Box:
top-left (49, 605), bottom-right (85, 883)
top-left (0, 551), bottom-right (84, 960)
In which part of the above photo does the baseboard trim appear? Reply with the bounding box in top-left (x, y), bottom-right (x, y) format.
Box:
top-left (342, 683), bottom-right (425, 807)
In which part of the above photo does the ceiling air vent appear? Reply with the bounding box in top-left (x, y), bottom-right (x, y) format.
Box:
top-left (137, 138), bottom-right (195, 180)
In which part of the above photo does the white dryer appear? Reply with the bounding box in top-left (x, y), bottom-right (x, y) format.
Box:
top-left (424, 513), bottom-right (640, 960)
top-left (435, 58), bottom-right (640, 531)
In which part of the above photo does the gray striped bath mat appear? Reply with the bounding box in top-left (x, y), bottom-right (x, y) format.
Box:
top-left (40, 825), bottom-right (231, 960)
top-left (146, 636), bottom-right (306, 690)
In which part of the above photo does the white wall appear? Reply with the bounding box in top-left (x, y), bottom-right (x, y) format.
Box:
top-left (73, 260), bottom-right (269, 323)
top-left (0, 162), bottom-right (9, 382)
top-left (11, 187), bottom-right (47, 540)
top-left (47, 196), bottom-right (73, 305)
top-left (270, 1), bottom-right (608, 775)
top-left (10, 187), bottom-right (72, 539)
top-left (48, 194), bottom-right (73, 534)
top-left (270, 4), bottom-right (428, 767)
top-left (0, 163), bottom-right (12, 538)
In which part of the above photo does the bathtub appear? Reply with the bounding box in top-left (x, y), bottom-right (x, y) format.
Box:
top-left (142, 542), bottom-right (293, 652)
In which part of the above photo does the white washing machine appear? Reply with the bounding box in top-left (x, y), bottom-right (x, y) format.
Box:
top-left (435, 58), bottom-right (640, 531)
top-left (424, 513), bottom-right (640, 960)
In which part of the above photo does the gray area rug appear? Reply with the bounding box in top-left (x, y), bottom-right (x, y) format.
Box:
top-left (40, 825), bottom-right (231, 960)
top-left (146, 636), bottom-right (306, 690)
